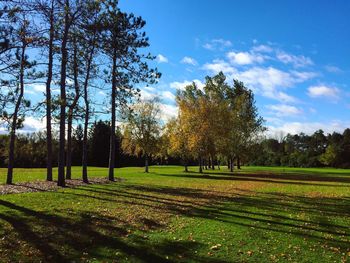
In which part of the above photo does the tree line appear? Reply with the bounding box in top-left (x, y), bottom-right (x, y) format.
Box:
top-left (247, 129), bottom-right (350, 168)
top-left (0, 0), bottom-right (159, 185)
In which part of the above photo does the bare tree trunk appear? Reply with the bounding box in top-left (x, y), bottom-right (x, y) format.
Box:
top-left (227, 157), bottom-right (230, 169)
top-left (7, 44), bottom-right (25, 184)
top-left (237, 155), bottom-right (241, 169)
top-left (184, 159), bottom-right (188, 172)
top-left (108, 48), bottom-right (117, 181)
top-left (145, 154), bottom-right (149, 173)
top-left (230, 157), bottom-right (234, 172)
top-left (211, 155), bottom-right (215, 170)
top-left (199, 156), bottom-right (203, 173)
top-left (66, 115), bottom-right (73, 179)
top-left (82, 42), bottom-right (95, 184)
top-left (46, 0), bottom-right (54, 182)
top-left (58, 0), bottom-right (70, 187)
top-left (66, 38), bottom-right (80, 180)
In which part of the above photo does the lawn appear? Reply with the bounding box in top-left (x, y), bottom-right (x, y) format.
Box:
top-left (0, 166), bottom-right (349, 262)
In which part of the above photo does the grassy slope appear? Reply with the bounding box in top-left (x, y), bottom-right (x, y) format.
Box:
top-left (0, 166), bottom-right (349, 262)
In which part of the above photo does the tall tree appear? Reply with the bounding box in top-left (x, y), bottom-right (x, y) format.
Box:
top-left (0, 2), bottom-right (34, 184)
top-left (100, 0), bottom-right (159, 180)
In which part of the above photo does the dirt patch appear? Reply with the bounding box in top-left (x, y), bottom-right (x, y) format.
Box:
top-left (0, 178), bottom-right (123, 195)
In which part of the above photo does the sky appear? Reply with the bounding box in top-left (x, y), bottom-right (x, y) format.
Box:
top-left (118, 0), bottom-right (350, 136)
top-left (14, 0), bottom-right (350, 136)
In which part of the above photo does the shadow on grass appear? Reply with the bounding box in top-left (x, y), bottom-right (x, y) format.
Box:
top-left (152, 170), bottom-right (350, 186)
top-left (79, 184), bottom-right (350, 249)
top-left (0, 177), bottom-right (349, 262)
top-left (0, 198), bottom-right (227, 263)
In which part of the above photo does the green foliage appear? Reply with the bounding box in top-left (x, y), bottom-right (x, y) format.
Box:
top-left (248, 129), bottom-right (350, 168)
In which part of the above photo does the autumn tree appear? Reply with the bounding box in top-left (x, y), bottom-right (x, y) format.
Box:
top-left (122, 98), bottom-right (161, 173)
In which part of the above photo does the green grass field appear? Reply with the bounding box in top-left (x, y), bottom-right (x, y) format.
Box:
top-left (0, 166), bottom-right (349, 262)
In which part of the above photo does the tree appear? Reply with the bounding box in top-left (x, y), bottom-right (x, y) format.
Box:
top-left (100, 0), bottom-right (159, 180)
top-left (122, 99), bottom-right (161, 173)
top-left (0, 2), bottom-right (35, 184)
top-left (165, 118), bottom-right (191, 172)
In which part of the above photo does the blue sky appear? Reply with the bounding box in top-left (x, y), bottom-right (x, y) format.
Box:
top-left (15, 0), bottom-right (349, 135)
top-left (118, 0), bottom-right (350, 136)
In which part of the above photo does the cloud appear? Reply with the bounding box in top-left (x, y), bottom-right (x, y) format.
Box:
top-left (161, 91), bottom-right (176, 101)
top-left (266, 104), bottom-right (303, 117)
top-left (325, 65), bottom-right (342, 73)
top-left (170, 79), bottom-right (205, 91)
top-left (252, 45), bottom-right (273, 53)
top-left (267, 120), bottom-right (350, 136)
top-left (203, 38), bottom-right (232, 50)
top-left (203, 57), bottom-right (316, 103)
top-left (139, 89), bottom-right (156, 100)
top-left (181, 56), bottom-right (198, 66)
top-left (276, 51), bottom-right (313, 67)
top-left (227, 51), bottom-right (265, 65)
top-left (159, 103), bottom-right (178, 122)
top-left (156, 54), bottom-right (168, 63)
top-left (202, 59), bottom-right (236, 75)
top-left (17, 116), bottom-right (46, 134)
top-left (307, 85), bottom-right (340, 100)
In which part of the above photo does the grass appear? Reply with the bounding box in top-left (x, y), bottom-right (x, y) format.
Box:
top-left (0, 165), bottom-right (349, 262)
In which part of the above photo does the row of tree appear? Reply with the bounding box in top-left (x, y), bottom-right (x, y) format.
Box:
top-left (0, 0), bottom-right (159, 185)
top-left (0, 121), bottom-right (154, 168)
top-left (163, 72), bottom-right (265, 173)
top-left (247, 129), bottom-right (350, 168)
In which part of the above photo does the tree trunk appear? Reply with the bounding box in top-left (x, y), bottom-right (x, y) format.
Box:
top-left (230, 157), bottom-right (234, 172)
top-left (211, 155), bottom-right (215, 170)
top-left (199, 156), bottom-right (203, 173)
top-left (237, 155), bottom-right (241, 169)
top-left (145, 154), bottom-right (149, 173)
top-left (184, 160), bottom-right (188, 172)
top-left (66, 38), bottom-right (80, 180)
top-left (7, 43), bottom-right (25, 184)
top-left (58, 0), bottom-right (70, 187)
top-left (46, 1), bottom-right (54, 182)
top-left (217, 160), bottom-right (220, 170)
top-left (108, 47), bottom-right (117, 181)
top-left (82, 33), bottom-right (96, 184)
top-left (65, 114), bottom-right (73, 179)
top-left (227, 158), bottom-right (230, 169)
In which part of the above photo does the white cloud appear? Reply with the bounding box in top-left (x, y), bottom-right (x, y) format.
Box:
top-left (170, 79), bottom-right (205, 91)
top-left (266, 104), bottom-right (303, 117)
top-left (159, 103), bottom-right (178, 122)
top-left (139, 89), bottom-right (156, 100)
top-left (202, 59), bottom-right (237, 75)
top-left (325, 65), bottom-right (342, 73)
top-left (307, 85), bottom-right (340, 100)
top-left (203, 38), bottom-right (232, 50)
top-left (276, 51), bottom-right (313, 67)
top-left (18, 116), bottom-right (46, 134)
top-left (161, 91), bottom-right (176, 101)
top-left (181, 56), bottom-right (198, 66)
top-left (227, 51), bottom-right (265, 65)
top-left (267, 120), bottom-right (350, 136)
top-left (252, 45), bottom-right (273, 53)
top-left (156, 54), bottom-right (168, 63)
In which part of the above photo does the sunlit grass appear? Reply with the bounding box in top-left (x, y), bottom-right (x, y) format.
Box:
top-left (0, 165), bottom-right (349, 262)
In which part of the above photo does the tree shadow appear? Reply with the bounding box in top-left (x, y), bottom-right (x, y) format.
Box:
top-left (0, 178), bottom-right (349, 262)
top-left (151, 170), bottom-right (350, 187)
top-left (0, 197), bottom-right (228, 262)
